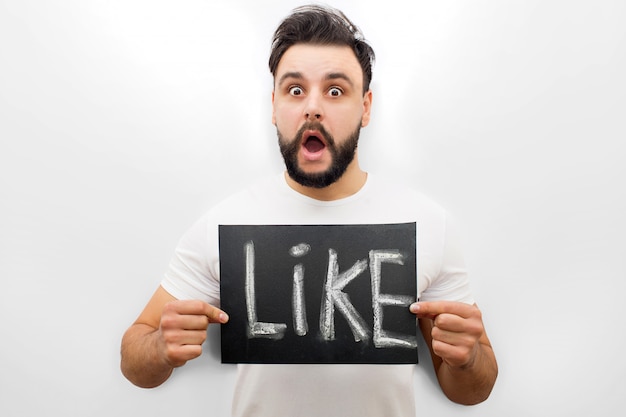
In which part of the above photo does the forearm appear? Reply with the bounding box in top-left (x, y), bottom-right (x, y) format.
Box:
top-left (437, 341), bottom-right (498, 405)
top-left (120, 323), bottom-right (173, 388)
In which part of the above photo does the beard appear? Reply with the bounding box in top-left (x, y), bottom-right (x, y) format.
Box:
top-left (277, 121), bottom-right (361, 189)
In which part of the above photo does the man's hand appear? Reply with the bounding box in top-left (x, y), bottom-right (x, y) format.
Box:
top-left (121, 287), bottom-right (229, 388)
top-left (158, 300), bottom-right (229, 368)
top-left (410, 301), bottom-right (497, 404)
top-left (410, 301), bottom-right (484, 369)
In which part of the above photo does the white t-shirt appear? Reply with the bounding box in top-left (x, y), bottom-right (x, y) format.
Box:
top-left (161, 173), bottom-right (473, 417)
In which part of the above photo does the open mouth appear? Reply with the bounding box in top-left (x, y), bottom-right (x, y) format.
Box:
top-left (303, 135), bottom-right (325, 153)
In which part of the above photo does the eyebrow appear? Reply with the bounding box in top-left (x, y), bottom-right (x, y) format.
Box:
top-left (326, 72), bottom-right (355, 88)
top-left (277, 71), bottom-right (303, 87)
top-left (277, 71), bottom-right (355, 89)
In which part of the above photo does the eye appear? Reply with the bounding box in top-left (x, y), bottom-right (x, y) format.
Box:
top-left (289, 86), bottom-right (304, 96)
top-left (328, 87), bottom-right (343, 97)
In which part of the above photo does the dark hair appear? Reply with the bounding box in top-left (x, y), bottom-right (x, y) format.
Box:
top-left (269, 4), bottom-right (375, 93)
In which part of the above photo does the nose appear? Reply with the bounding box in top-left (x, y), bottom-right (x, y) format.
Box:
top-left (304, 93), bottom-right (323, 121)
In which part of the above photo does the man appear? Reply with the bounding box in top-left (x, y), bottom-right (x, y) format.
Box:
top-left (121, 5), bottom-right (497, 416)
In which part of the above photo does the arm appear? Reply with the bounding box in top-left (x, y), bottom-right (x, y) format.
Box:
top-left (411, 301), bottom-right (497, 405)
top-left (121, 285), bottom-right (228, 388)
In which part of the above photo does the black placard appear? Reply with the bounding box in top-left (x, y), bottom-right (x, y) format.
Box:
top-left (219, 223), bottom-right (417, 364)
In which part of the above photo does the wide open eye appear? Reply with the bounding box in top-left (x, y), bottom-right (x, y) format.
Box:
top-left (328, 87), bottom-right (343, 97)
top-left (289, 86), bottom-right (304, 96)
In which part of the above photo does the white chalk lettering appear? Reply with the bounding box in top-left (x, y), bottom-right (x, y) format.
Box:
top-left (290, 243), bottom-right (310, 336)
top-left (289, 242), bottom-right (311, 257)
top-left (242, 241), bottom-right (415, 348)
top-left (369, 250), bottom-right (417, 349)
top-left (292, 264), bottom-right (308, 336)
top-left (244, 241), bottom-right (287, 339)
top-left (319, 249), bottom-right (370, 342)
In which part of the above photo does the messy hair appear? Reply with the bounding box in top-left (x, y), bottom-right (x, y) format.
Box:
top-left (269, 4), bottom-right (375, 93)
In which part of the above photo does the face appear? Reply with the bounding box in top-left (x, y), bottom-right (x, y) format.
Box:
top-left (272, 44), bottom-right (372, 188)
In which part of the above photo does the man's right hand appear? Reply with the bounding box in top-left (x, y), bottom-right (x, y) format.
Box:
top-left (121, 286), bottom-right (228, 388)
top-left (158, 300), bottom-right (229, 367)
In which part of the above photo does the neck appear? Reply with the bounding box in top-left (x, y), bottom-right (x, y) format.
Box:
top-left (285, 159), bottom-right (367, 201)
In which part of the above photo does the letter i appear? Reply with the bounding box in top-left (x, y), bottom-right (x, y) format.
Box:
top-left (289, 243), bottom-right (311, 336)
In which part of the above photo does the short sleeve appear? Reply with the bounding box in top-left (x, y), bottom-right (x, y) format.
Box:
top-left (161, 214), bottom-right (221, 307)
top-left (419, 213), bottom-right (474, 304)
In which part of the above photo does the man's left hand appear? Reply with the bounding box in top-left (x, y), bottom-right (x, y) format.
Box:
top-left (410, 301), bottom-right (485, 369)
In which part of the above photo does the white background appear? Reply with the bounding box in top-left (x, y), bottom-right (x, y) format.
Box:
top-left (1, 0), bottom-right (625, 416)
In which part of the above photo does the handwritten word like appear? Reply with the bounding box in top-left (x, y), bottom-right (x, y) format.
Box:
top-left (244, 241), bottom-right (417, 349)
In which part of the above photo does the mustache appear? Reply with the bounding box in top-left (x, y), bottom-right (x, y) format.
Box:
top-left (295, 122), bottom-right (335, 146)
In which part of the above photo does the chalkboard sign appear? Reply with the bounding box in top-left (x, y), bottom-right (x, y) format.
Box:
top-left (219, 223), bottom-right (418, 364)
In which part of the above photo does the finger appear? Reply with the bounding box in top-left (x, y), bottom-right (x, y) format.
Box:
top-left (430, 339), bottom-right (474, 368)
top-left (163, 328), bottom-right (208, 346)
top-left (160, 311), bottom-right (207, 333)
top-left (201, 303), bottom-right (229, 324)
top-left (433, 313), bottom-right (467, 333)
top-left (410, 301), bottom-right (476, 319)
top-left (165, 343), bottom-right (204, 367)
top-left (180, 314), bottom-right (210, 331)
top-left (431, 325), bottom-right (477, 347)
top-left (166, 300), bottom-right (229, 323)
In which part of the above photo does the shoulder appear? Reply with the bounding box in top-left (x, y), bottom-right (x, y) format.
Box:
top-left (197, 173), bottom-right (285, 225)
top-left (366, 174), bottom-right (448, 224)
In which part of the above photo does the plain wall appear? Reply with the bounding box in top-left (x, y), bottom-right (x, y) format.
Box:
top-left (1, 0), bottom-right (625, 416)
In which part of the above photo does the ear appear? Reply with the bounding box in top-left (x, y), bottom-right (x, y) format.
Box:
top-left (271, 90), bottom-right (276, 125)
top-left (360, 89), bottom-right (373, 127)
